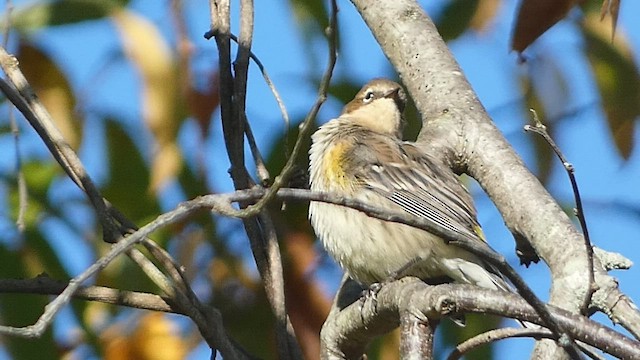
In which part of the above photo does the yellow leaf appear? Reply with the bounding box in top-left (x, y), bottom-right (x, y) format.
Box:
top-left (470, 0), bottom-right (501, 32)
top-left (149, 143), bottom-right (182, 193)
top-left (131, 313), bottom-right (187, 360)
top-left (103, 313), bottom-right (187, 360)
top-left (111, 9), bottom-right (182, 193)
top-left (17, 43), bottom-right (81, 149)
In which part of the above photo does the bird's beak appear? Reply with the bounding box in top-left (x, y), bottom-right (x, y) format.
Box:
top-left (383, 87), bottom-right (406, 112)
top-left (383, 88), bottom-right (400, 99)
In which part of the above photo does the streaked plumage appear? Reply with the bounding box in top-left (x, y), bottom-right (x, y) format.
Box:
top-left (308, 78), bottom-right (510, 292)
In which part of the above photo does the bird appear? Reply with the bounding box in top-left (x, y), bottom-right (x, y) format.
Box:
top-left (308, 78), bottom-right (512, 294)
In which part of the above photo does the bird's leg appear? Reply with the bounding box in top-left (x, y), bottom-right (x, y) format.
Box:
top-left (386, 255), bottom-right (427, 282)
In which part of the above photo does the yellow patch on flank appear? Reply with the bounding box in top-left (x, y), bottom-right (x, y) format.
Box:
top-left (323, 141), bottom-right (352, 189)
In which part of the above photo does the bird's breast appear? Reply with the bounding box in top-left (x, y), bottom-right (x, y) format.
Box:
top-left (309, 129), bottom-right (355, 192)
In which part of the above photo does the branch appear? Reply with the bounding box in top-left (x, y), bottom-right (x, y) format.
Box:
top-left (345, 1), bottom-right (634, 357)
top-left (0, 192), bottom-right (250, 359)
top-left (448, 328), bottom-right (606, 360)
top-left (0, 276), bottom-right (176, 313)
top-left (208, 1), bottom-right (303, 357)
top-left (399, 311), bottom-right (435, 359)
top-left (524, 110), bottom-right (595, 314)
top-left (0, 57), bottom-right (120, 243)
top-left (321, 278), bottom-right (640, 360)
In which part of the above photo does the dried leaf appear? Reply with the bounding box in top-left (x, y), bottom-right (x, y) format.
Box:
top-left (111, 9), bottom-right (181, 193)
top-left (512, 0), bottom-right (579, 52)
top-left (186, 71), bottom-right (219, 136)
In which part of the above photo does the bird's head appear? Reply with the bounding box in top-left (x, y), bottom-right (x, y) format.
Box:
top-left (341, 78), bottom-right (407, 138)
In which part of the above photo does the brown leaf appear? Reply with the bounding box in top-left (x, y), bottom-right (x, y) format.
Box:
top-left (186, 71), bottom-right (220, 136)
top-left (512, 0), bottom-right (580, 52)
top-left (470, 0), bottom-right (501, 32)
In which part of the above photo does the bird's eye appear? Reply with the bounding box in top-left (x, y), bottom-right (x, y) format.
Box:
top-left (363, 90), bottom-right (375, 103)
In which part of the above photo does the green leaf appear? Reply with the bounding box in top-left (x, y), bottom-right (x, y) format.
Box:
top-left (436, 0), bottom-right (479, 41)
top-left (9, 0), bottom-right (125, 34)
top-left (101, 120), bottom-right (160, 223)
top-left (0, 241), bottom-right (59, 359)
top-left (584, 23), bottom-right (640, 159)
top-left (288, 0), bottom-right (328, 37)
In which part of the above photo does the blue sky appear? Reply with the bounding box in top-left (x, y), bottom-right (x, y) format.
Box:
top-left (1, 0), bottom-right (640, 359)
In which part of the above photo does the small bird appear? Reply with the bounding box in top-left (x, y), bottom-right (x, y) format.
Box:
top-left (308, 78), bottom-right (511, 293)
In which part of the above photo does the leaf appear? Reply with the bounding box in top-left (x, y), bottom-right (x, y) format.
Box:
top-left (103, 313), bottom-right (187, 360)
top-left (17, 43), bottom-right (82, 149)
top-left (101, 120), bottom-right (160, 222)
top-left (584, 15), bottom-right (640, 159)
top-left (512, 0), bottom-right (579, 52)
top-left (436, 0), bottom-right (479, 41)
top-left (9, 0), bottom-right (124, 34)
top-left (469, 0), bottom-right (501, 32)
top-left (186, 71), bottom-right (219, 137)
top-left (111, 9), bottom-right (181, 193)
top-left (0, 246), bottom-right (58, 359)
top-left (288, 0), bottom-right (328, 37)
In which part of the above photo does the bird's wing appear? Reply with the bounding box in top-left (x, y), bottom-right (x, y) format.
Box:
top-left (347, 137), bottom-right (483, 243)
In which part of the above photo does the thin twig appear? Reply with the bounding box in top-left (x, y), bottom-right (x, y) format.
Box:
top-left (524, 109), bottom-right (596, 315)
top-left (202, 31), bottom-right (290, 140)
top-left (0, 52), bottom-right (121, 242)
top-left (0, 193), bottom-right (249, 358)
top-left (448, 327), bottom-right (605, 360)
top-left (208, 0), bottom-right (302, 358)
top-left (0, 185), bottom-right (631, 358)
top-left (230, 0), bottom-right (339, 218)
top-left (3, 1), bottom-right (27, 235)
top-left (0, 43), bottom-right (241, 357)
top-left (0, 277), bottom-right (177, 313)
top-left (243, 116), bottom-right (270, 184)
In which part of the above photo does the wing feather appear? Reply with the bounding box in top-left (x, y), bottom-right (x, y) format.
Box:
top-left (347, 137), bottom-right (482, 243)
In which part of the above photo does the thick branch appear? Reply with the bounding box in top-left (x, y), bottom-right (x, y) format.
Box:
top-left (321, 278), bottom-right (640, 360)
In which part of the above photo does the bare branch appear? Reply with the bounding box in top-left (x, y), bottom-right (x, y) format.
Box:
top-left (321, 278), bottom-right (640, 360)
top-left (448, 328), bottom-right (606, 360)
top-left (525, 109), bottom-right (595, 314)
top-left (0, 276), bottom-right (176, 313)
top-left (0, 49), bottom-right (123, 242)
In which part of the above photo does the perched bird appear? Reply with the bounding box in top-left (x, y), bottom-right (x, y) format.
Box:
top-left (308, 78), bottom-right (511, 293)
